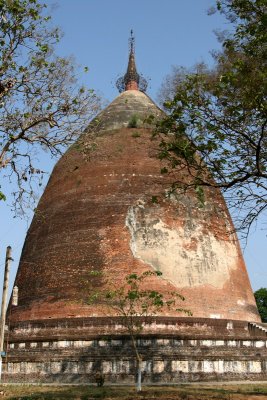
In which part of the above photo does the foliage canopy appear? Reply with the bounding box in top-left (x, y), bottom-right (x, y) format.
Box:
top-left (156, 0), bottom-right (267, 237)
top-left (0, 0), bottom-right (100, 214)
top-left (254, 288), bottom-right (267, 322)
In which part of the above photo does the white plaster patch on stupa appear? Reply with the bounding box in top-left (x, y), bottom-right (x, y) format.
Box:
top-left (125, 203), bottom-right (239, 289)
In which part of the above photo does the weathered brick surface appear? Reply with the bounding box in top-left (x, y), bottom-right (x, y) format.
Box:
top-left (4, 89), bottom-right (265, 383)
top-left (9, 91), bottom-right (259, 324)
top-left (6, 316), bottom-right (267, 341)
top-left (3, 317), bottom-right (267, 383)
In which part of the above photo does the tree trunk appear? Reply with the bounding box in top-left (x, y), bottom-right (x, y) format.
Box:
top-left (137, 358), bottom-right (142, 392)
top-left (129, 333), bottom-right (142, 392)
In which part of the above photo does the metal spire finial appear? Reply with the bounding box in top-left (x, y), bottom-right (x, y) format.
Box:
top-left (129, 29), bottom-right (135, 54)
top-left (116, 31), bottom-right (148, 93)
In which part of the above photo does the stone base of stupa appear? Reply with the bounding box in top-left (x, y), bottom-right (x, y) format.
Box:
top-left (3, 316), bottom-right (267, 383)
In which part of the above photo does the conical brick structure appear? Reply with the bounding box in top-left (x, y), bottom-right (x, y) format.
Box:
top-left (9, 86), bottom-right (259, 323)
top-left (4, 34), bottom-right (266, 384)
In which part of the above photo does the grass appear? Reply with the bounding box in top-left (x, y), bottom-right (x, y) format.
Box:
top-left (131, 131), bottom-right (141, 138)
top-left (1, 383), bottom-right (267, 400)
top-left (128, 115), bottom-right (139, 128)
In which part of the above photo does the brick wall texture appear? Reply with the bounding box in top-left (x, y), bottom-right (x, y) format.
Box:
top-left (9, 90), bottom-right (259, 324)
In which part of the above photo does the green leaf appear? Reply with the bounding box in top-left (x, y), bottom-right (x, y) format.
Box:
top-left (195, 185), bottom-right (205, 206)
top-left (0, 191), bottom-right (6, 201)
top-left (161, 167), bottom-right (168, 174)
top-left (151, 196), bottom-right (158, 204)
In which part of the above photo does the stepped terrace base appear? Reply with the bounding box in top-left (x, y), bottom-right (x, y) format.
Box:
top-left (3, 317), bottom-right (267, 383)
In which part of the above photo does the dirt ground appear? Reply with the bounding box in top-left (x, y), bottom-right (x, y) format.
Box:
top-left (0, 383), bottom-right (267, 399)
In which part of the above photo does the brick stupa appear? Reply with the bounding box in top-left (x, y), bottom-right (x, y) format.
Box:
top-left (4, 33), bottom-right (266, 383)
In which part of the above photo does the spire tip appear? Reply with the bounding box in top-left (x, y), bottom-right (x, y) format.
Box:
top-left (116, 31), bottom-right (148, 93)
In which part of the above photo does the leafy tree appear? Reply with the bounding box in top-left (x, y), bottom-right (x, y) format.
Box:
top-left (0, 0), bottom-right (101, 214)
top-left (254, 288), bottom-right (267, 322)
top-left (156, 0), bottom-right (267, 237)
top-left (93, 271), bottom-right (191, 392)
top-left (157, 63), bottom-right (210, 108)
